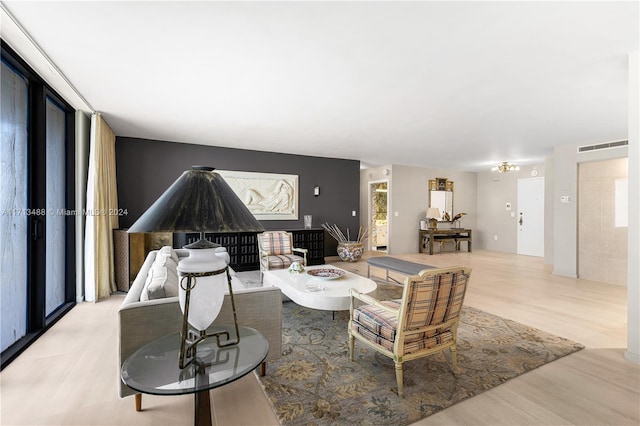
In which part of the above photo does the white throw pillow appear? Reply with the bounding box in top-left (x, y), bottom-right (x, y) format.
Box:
top-left (159, 245), bottom-right (180, 264)
top-left (142, 249), bottom-right (179, 300)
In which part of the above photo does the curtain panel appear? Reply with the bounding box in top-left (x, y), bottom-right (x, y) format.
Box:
top-left (84, 113), bottom-right (118, 301)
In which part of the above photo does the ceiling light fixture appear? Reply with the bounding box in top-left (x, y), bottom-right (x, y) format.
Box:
top-left (491, 162), bottom-right (520, 173)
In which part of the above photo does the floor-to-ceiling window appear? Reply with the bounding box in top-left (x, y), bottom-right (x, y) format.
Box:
top-left (1, 41), bottom-right (75, 368)
top-left (1, 59), bottom-right (29, 354)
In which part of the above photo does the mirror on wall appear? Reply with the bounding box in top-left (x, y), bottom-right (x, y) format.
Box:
top-left (428, 178), bottom-right (454, 221)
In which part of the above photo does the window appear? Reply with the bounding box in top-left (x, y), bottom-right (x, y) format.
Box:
top-left (1, 41), bottom-right (75, 368)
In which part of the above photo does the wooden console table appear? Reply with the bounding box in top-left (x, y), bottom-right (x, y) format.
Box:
top-left (419, 229), bottom-right (472, 255)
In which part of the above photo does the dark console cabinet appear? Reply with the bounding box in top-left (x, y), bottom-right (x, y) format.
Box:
top-left (180, 229), bottom-right (324, 271)
top-left (291, 229), bottom-right (325, 266)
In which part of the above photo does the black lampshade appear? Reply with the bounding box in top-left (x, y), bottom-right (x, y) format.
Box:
top-left (128, 166), bottom-right (264, 234)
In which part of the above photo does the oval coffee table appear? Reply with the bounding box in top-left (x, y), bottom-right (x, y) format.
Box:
top-left (263, 265), bottom-right (377, 311)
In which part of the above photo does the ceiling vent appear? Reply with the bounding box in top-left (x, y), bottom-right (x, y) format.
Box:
top-left (577, 140), bottom-right (628, 153)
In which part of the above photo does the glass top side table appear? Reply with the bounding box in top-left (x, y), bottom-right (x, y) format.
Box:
top-left (121, 325), bottom-right (268, 426)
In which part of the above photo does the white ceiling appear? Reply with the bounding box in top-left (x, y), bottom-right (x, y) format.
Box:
top-left (2, 1), bottom-right (638, 171)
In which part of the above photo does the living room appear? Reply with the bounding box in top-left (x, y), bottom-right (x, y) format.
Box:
top-left (1, 2), bottom-right (639, 425)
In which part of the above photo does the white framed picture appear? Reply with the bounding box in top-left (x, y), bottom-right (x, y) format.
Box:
top-left (217, 170), bottom-right (298, 220)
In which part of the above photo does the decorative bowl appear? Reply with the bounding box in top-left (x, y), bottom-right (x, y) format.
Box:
top-left (307, 268), bottom-right (345, 280)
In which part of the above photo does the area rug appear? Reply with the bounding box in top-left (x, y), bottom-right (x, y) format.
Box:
top-left (258, 285), bottom-right (585, 426)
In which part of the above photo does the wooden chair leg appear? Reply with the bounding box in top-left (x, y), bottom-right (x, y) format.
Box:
top-left (394, 362), bottom-right (404, 397)
top-left (348, 333), bottom-right (355, 361)
top-left (450, 345), bottom-right (459, 375)
top-left (260, 361), bottom-right (266, 376)
top-left (135, 393), bottom-right (142, 411)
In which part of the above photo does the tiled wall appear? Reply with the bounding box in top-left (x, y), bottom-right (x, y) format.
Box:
top-left (578, 158), bottom-right (628, 285)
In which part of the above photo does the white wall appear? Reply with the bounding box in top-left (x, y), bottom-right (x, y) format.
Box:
top-left (626, 51), bottom-right (639, 364)
top-left (544, 156), bottom-right (554, 266)
top-left (476, 165), bottom-right (545, 253)
top-left (361, 165), bottom-right (476, 255)
top-left (552, 143), bottom-right (629, 277)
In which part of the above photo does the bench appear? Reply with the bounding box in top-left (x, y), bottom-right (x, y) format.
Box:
top-left (367, 256), bottom-right (435, 285)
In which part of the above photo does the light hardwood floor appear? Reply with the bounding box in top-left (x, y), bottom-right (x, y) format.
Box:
top-left (1, 250), bottom-right (638, 425)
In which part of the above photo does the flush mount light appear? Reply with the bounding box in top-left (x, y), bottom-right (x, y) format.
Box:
top-left (491, 162), bottom-right (520, 173)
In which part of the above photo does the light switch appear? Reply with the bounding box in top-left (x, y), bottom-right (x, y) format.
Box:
top-left (506, 202), bottom-right (512, 211)
top-left (394, 211), bottom-right (399, 217)
top-left (510, 211), bottom-right (515, 217)
top-left (352, 210), bottom-right (356, 217)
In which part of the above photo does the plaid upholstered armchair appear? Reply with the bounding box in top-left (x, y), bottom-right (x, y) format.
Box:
top-left (257, 231), bottom-right (308, 282)
top-left (348, 265), bottom-right (472, 397)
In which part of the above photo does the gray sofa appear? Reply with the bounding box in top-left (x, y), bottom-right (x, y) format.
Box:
top-left (118, 247), bottom-right (282, 409)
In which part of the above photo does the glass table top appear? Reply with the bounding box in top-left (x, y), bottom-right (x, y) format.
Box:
top-left (121, 325), bottom-right (268, 396)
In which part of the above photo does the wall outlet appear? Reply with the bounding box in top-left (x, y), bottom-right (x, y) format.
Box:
top-left (560, 195), bottom-right (571, 203)
top-left (394, 211), bottom-right (399, 217)
top-left (494, 235), bottom-right (498, 241)
top-left (510, 211), bottom-right (515, 217)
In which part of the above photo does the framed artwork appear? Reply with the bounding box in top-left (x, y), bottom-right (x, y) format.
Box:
top-left (217, 170), bottom-right (299, 220)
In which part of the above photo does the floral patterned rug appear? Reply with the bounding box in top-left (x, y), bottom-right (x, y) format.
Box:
top-left (258, 282), bottom-right (584, 425)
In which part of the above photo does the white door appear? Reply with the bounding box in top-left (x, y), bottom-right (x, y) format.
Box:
top-left (517, 177), bottom-right (545, 257)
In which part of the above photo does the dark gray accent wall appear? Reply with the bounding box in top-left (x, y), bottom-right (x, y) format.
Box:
top-left (115, 137), bottom-right (361, 257)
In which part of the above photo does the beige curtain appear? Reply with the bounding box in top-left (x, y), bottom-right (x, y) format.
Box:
top-left (84, 113), bottom-right (118, 301)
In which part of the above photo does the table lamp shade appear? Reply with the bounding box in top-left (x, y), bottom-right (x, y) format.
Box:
top-left (426, 208), bottom-right (441, 219)
top-left (128, 166), bottom-right (264, 234)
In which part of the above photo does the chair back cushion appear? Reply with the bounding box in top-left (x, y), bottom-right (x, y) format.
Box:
top-left (258, 231), bottom-right (293, 255)
top-left (400, 268), bottom-right (470, 332)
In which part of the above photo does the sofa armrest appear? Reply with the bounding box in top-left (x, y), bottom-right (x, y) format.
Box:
top-left (118, 296), bottom-right (183, 397)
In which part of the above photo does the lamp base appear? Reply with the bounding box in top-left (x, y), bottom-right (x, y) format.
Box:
top-left (178, 267), bottom-right (241, 369)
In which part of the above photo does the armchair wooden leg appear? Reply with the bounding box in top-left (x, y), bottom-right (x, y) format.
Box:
top-left (394, 362), bottom-right (404, 398)
top-left (260, 361), bottom-right (266, 376)
top-left (348, 333), bottom-right (355, 361)
top-left (135, 393), bottom-right (142, 412)
top-left (450, 345), bottom-right (459, 375)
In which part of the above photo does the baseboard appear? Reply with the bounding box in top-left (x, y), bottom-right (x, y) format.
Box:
top-left (625, 349), bottom-right (640, 364)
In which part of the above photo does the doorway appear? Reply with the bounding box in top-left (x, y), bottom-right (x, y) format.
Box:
top-left (369, 180), bottom-right (389, 252)
top-left (517, 177), bottom-right (545, 257)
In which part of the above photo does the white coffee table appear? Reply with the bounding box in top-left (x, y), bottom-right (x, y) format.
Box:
top-left (263, 265), bottom-right (377, 311)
